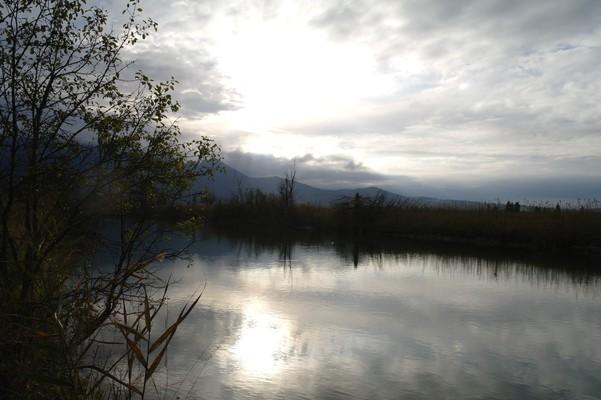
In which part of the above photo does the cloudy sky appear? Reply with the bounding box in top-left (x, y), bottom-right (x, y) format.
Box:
top-left (112, 0), bottom-right (601, 201)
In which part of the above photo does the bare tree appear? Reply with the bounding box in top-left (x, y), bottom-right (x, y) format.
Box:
top-left (279, 159), bottom-right (297, 207)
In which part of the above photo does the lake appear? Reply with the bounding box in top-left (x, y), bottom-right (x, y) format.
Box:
top-left (146, 232), bottom-right (601, 400)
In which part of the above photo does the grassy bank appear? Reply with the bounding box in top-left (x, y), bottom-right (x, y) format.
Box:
top-left (199, 194), bottom-right (601, 252)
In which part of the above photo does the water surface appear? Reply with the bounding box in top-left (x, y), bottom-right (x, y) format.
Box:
top-left (150, 233), bottom-right (601, 400)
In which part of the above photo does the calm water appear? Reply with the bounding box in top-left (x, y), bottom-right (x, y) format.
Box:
top-left (147, 233), bottom-right (601, 400)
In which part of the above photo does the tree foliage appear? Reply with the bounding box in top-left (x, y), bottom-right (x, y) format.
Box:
top-left (0, 0), bottom-right (219, 398)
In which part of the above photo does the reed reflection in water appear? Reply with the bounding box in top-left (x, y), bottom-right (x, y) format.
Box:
top-left (150, 233), bottom-right (601, 400)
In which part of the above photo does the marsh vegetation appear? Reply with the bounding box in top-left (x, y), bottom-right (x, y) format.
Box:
top-left (205, 189), bottom-right (601, 253)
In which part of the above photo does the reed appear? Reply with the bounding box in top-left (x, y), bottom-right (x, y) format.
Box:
top-left (202, 191), bottom-right (601, 252)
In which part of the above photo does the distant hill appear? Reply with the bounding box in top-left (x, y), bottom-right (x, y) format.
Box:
top-left (192, 162), bottom-right (402, 205)
top-left (193, 162), bottom-right (481, 208)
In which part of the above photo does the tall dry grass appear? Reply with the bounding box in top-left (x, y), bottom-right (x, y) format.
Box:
top-left (203, 191), bottom-right (601, 251)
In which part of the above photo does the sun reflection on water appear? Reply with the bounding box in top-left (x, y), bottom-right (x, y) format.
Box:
top-left (230, 301), bottom-right (290, 377)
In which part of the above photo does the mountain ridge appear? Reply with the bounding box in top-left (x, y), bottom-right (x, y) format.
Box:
top-left (194, 162), bottom-right (480, 208)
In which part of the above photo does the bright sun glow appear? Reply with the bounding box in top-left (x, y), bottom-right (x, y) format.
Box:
top-left (202, 3), bottom-right (397, 158)
top-left (212, 15), bottom-right (387, 119)
top-left (230, 301), bottom-right (289, 376)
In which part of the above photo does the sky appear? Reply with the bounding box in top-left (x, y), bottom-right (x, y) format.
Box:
top-left (110, 0), bottom-right (601, 201)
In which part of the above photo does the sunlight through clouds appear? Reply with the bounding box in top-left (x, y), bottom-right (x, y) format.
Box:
top-left (116, 0), bottom-right (601, 199)
top-left (206, 2), bottom-right (395, 130)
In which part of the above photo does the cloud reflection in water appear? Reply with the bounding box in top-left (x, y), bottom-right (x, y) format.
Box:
top-left (150, 234), bottom-right (601, 400)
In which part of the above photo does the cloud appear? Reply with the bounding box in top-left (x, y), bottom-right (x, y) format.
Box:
top-left (223, 150), bottom-right (424, 190)
top-left (223, 151), bottom-right (601, 202)
top-left (301, 0), bottom-right (601, 183)
top-left (125, 48), bottom-right (240, 116)
top-left (105, 0), bottom-right (241, 118)
top-left (223, 150), bottom-right (382, 183)
top-left (101, 0), bottom-right (601, 200)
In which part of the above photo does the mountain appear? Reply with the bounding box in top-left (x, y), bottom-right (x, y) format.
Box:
top-left (194, 162), bottom-right (481, 208)
top-left (193, 162), bottom-right (403, 205)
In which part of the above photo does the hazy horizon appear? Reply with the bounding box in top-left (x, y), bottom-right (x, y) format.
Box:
top-left (219, 151), bottom-right (601, 204)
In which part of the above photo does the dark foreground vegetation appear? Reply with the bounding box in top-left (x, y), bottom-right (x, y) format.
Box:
top-left (0, 1), bottom-right (216, 399)
top-left (203, 189), bottom-right (601, 253)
